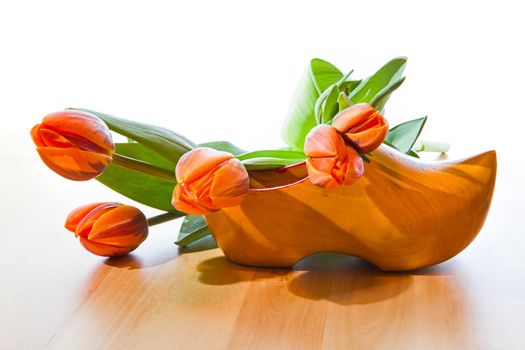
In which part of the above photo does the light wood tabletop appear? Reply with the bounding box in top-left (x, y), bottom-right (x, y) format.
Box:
top-left (1, 132), bottom-right (525, 350)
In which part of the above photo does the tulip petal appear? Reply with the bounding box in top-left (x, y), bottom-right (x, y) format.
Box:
top-left (65, 202), bottom-right (117, 232)
top-left (79, 238), bottom-right (136, 257)
top-left (343, 124), bottom-right (388, 154)
top-left (88, 205), bottom-right (148, 246)
top-left (66, 202), bottom-right (148, 257)
top-left (30, 124), bottom-right (46, 147)
top-left (307, 156), bottom-right (337, 174)
top-left (33, 127), bottom-right (77, 149)
top-left (41, 110), bottom-right (115, 154)
top-left (75, 203), bottom-right (122, 238)
top-left (343, 147), bottom-right (365, 185)
top-left (348, 112), bottom-right (382, 133)
top-left (332, 103), bottom-right (377, 133)
top-left (172, 148), bottom-right (250, 214)
top-left (36, 147), bottom-right (112, 181)
top-left (304, 124), bottom-right (366, 189)
top-left (184, 174), bottom-right (216, 211)
top-left (176, 148), bottom-right (232, 183)
top-left (332, 103), bottom-right (388, 154)
top-left (209, 158), bottom-right (250, 208)
top-left (172, 184), bottom-right (213, 215)
top-left (187, 171), bottom-right (216, 204)
top-left (306, 159), bottom-right (339, 188)
top-left (304, 125), bottom-right (342, 158)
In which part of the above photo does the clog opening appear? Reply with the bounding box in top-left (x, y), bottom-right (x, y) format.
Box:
top-left (248, 162), bottom-right (308, 191)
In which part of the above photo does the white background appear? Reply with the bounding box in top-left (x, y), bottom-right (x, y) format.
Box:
top-left (2, 0), bottom-right (524, 150)
top-left (1, 3), bottom-right (524, 346)
top-left (0, 0), bottom-right (524, 215)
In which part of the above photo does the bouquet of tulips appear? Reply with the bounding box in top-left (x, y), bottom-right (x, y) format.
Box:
top-left (31, 57), bottom-right (446, 257)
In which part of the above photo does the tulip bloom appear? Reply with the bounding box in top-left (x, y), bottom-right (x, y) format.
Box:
top-left (304, 125), bottom-right (364, 189)
top-left (31, 110), bottom-right (115, 181)
top-left (172, 147), bottom-right (250, 215)
top-left (65, 202), bottom-right (148, 257)
top-left (332, 103), bottom-right (388, 154)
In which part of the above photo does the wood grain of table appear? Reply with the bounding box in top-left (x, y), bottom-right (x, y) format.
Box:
top-left (1, 134), bottom-right (525, 350)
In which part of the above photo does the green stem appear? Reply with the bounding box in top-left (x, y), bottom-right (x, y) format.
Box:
top-left (236, 150), bottom-right (306, 171)
top-left (112, 153), bottom-right (176, 182)
top-left (147, 212), bottom-right (183, 227)
top-left (236, 150), bottom-right (305, 161)
top-left (412, 140), bottom-right (450, 153)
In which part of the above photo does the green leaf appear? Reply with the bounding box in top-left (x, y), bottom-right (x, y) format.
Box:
top-left (337, 92), bottom-right (352, 112)
top-left (385, 116), bottom-right (428, 154)
top-left (237, 149), bottom-right (305, 161)
top-left (176, 215), bottom-right (214, 247)
top-left (382, 139), bottom-right (399, 150)
top-left (369, 76), bottom-right (406, 111)
top-left (314, 70), bottom-right (354, 124)
top-left (199, 141), bottom-right (246, 155)
top-left (339, 80), bottom-right (362, 95)
top-left (349, 57), bottom-right (407, 105)
top-left (407, 150), bottom-right (420, 158)
top-left (383, 140), bottom-right (419, 158)
top-left (199, 145), bottom-right (305, 171)
top-left (281, 59), bottom-right (343, 151)
top-left (71, 108), bottom-right (195, 164)
top-left (114, 143), bottom-right (175, 170)
top-left (310, 58), bottom-right (345, 92)
top-left (320, 84), bottom-right (341, 124)
top-left (96, 143), bottom-right (181, 212)
top-left (238, 149), bottom-right (305, 171)
top-left (314, 84), bottom-right (335, 123)
top-left (242, 158), bottom-right (304, 171)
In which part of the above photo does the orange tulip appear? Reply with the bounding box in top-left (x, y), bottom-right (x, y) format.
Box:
top-left (172, 147), bottom-right (250, 215)
top-left (31, 110), bottom-right (115, 181)
top-left (304, 125), bottom-right (364, 189)
top-left (65, 202), bottom-right (148, 257)
top-left (332, 103), bottom-right (388, 154)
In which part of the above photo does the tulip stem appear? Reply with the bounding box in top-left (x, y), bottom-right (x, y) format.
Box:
top-left (112, 153), bottom-right (176, 182)
top-left (147, 212), bottom-right (184, 226)
top-left (412, 140), bottom-right (450, 153)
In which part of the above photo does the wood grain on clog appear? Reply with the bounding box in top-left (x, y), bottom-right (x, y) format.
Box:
top-left (205, 145), bottom-right (497, 271)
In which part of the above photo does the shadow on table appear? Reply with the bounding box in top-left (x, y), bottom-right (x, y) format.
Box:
top-left (103, 255), bottom-right (145, 269)
top-left (196, 253), bottom-right (459, 305)
top-left (289, 254), bottom-right (412, 305)
top-left (102, 236), bottom-right (219, 270)
top-left (178, 235), bottom-right (218, 253)
top-left (103, 246), bottom-right (180, 270)
top-left (196, 255), bottom-right (279, 286)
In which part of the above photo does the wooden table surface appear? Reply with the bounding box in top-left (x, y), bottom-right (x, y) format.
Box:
top-left (1, 133), bottom-right (525, 350)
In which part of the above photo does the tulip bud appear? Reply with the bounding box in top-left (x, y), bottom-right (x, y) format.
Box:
top-left (172, 147), bottom-right (250, 215)
top-left (65, 202), bottom-right (148, 257)
top-left (304, 125), bottom-right (364, 189)
top-left (332, 103), bottom-right (388, 154)
top-left (31, 110), bottom-right (115, 181)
